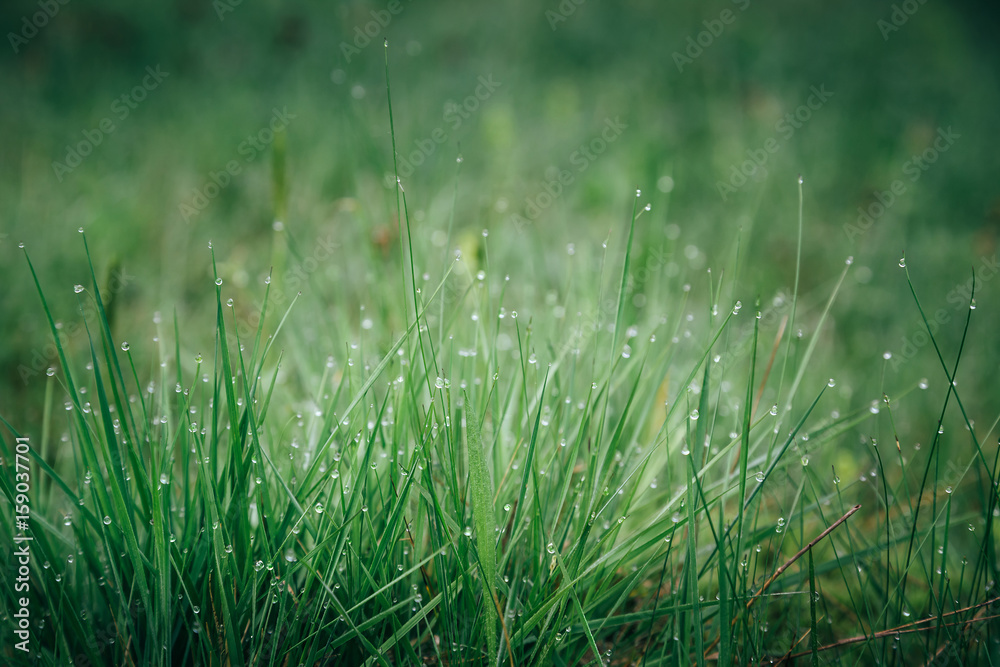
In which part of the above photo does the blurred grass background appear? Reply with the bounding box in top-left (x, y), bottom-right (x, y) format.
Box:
top-left (2, 0), bottom-right (999, 436)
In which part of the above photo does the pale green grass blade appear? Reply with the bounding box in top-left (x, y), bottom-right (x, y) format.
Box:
top-left (465, 393), bottom-right (499, 664)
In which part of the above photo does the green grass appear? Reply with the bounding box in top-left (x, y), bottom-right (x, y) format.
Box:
top-left (4, 67), bottom-right (1000, 663)
top-left (4, 4), bottom-right (1000, 663)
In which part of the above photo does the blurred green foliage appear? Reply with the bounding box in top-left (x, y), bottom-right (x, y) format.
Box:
top-left (2, 0), bottom-right (999, 433)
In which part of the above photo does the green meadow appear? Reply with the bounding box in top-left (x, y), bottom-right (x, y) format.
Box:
top-left (2, 0), bottom-right (1000, 664)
